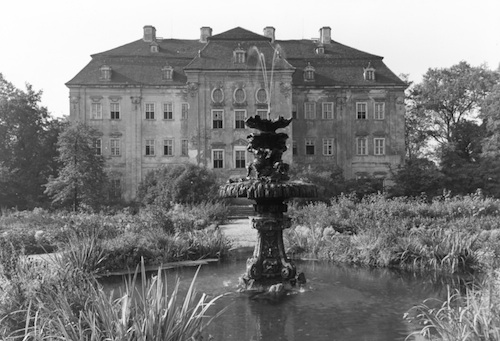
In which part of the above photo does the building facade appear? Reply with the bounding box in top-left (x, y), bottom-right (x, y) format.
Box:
top-left (67, 25), bottom-right (406, 201)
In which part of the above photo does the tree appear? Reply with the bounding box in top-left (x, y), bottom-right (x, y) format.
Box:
top-left (412, 62), bottom-right (498, 146)
top-left (390, 158), bottom-right (444, 198)
top-left (45, 122), bottom-right (108, 211)
top-left (0, 73), bottom-right (62, 209)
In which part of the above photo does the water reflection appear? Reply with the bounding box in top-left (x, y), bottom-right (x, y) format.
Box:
top-left (101, 260), bottom-right (460, 341)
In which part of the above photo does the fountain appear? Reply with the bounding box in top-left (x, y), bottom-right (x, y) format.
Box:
top-left (219, 114), bottom-right (317, 290)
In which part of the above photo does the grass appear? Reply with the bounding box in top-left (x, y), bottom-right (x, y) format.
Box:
top-left (284, 193), bottom-right (500, 273)
top-left (406, 271), bottom-right (500, 340)
top-left (1, 253), bottom-right (226, 341)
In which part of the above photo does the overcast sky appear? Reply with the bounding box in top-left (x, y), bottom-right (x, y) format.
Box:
top-left (1, 0), bottom-right (499, 118)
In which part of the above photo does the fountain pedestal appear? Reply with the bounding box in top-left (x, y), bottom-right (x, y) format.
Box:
top-left (219, 115), bottom-right (317, 289)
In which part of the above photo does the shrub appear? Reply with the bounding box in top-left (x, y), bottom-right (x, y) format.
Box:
top-left (137, 164), bottom-right (219, 207)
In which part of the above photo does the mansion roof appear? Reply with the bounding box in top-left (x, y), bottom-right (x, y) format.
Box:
top-left (67, 26), bottom-right (406, 88)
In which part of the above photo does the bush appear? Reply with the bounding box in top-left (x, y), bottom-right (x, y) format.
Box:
top-left (137, 164), bottom-right (219, 207)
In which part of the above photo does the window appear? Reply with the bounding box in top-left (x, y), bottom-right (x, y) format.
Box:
top-left (323, 138), bottom-right (334, 156)
top-left (163, 139), bottom-right (173, 156)
top-left (256, 88), bottom-right (267, 104)
top-left (213, 149), bottom-right (224, 168)
top-left (235, 148), bottom-right (246, 168)
top-left (181, 139), bottom-right (189, 156)
top-left (162, 65), bottom-right (173, 80)
top-left (365, 70), bottom-right (375, 81)
top-left (212, 110), bottom-right (223, 129)
top-left (305, 139), bottom-right (315, 155)
top-left (235, 110), bottom-right (246, 129)
top-left (292, 104), bottom-right (297, 119)
top-left (304, 102), bottom-right (316, 119)
top-left (109, 179), bottom-right (121, 199)
top-left (145, 139), bottom-right (155, 156)
top-left (110, 139), bottom-right (120, 156)
top-left (374, 138), bottom-right (385, 155)
top-left (356, 102), bottom-right (367, 120)
top-left (163, 102), bottom-right (173, 120)
top-left (110, 103), bottom-right (120, 120)
top-left (304, 63), bottom-right (315, 81)
top-left (100, 65), bottom-right (111, 80)
top-left (322, 102), bottom-right (334, 119)
top-left (91, 103), bottom-right (102, 119)
top-left (374, 102), bottom-right (385, 120)
top-left (181, 103), bottom-right (189, 120)
top-left (356, 137), bottom-right (368, 155)
top-left (93, 138), bottom-right (102, 155)
top-left (212, 88), bottom-right (224, 103)
top-left (256, 109), bottom-right (268, 118)
top-left (292, 140), bottom-right (297, 155)
top-left (145, 103), bottom-right (155, 120)
top-left (234, 88), bottom-right (246, 103)
top-left (234, 50), bottom-right (245, 64)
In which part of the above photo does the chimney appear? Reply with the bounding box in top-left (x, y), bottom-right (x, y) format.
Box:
top-left (319, 26), bottom-right (331, 44)
top-left (263, 26), bottom-right (275, 43)
top-left (143, 25), bottom-right (156, 42)
top-left (200, 27), bottom-right (212, 43)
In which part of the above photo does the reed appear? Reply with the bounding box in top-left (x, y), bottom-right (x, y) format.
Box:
top-left (6, 261), bottom-right (225, 340)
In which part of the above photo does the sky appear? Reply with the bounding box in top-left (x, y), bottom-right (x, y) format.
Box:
top-left (1, 0), bottom-right (499, 118)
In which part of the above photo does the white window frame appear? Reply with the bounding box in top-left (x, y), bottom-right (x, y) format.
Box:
top-left (163, 139), bottom-right (174, 156)
top-left (110, 139), bottom-right (120, 156)
top-left (374, 102), bottom-right (385, 120)
top-left (356, 137), bottom-right (368, 155)
top-left (181, 103), bottom-right (189, 120)
top-left (145, 139), bottom-right (155, 156)
top-left (234, 147), bottom-right (247, 169)
top-left (304, 102), bottom-right (316, 119)
top-left (322, 102), bottom-right (334, 119)
top-left (256, 109), bottom-right (269, 118)
top-left (163, 102), bottom-right (173, 120)
top-left (322, 138), bottom-right (335, 156)
top-left (110, 103), bottom-right (120, 120)
top-left (93, 138), bottom-right (102, 155)
top-left (374, 138), bottom-right (386, 155)
top-left (356, 102), bottom-right (367, 120)
top-left (145, 103), bottom-right (155, 120)
top-left (181, 139), bottom-right (189, 156)
top-left (212, 88), bottom-right (224, 103)
top-left (234, 88), bottom-right (246, 104)
top-left (91, 103), bottom-right (102, 119)
top-left (234, 110), bottom-right (246, 129)
top-left (212, 110), bottom-right (224, 129)
top-left (256, 88), bottom-right (268, 104)
top-left (212, 149), bottom-right (224, 169)
top-left (305, 138), bottom-right (315, 155)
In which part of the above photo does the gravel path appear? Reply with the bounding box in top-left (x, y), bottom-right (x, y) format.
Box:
top-left (219, 218), bottom-right (257, 249)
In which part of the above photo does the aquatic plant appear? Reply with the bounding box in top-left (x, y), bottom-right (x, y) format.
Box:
top-left (406, 272), bottom-right (500, 340)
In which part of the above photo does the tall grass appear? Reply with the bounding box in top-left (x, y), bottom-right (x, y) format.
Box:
top-left (406, 272), bottom-right (500, 340)
top-left (285, 193), bottom-right (500, 273)
top-left (3, 259), bottom-right (226, 340)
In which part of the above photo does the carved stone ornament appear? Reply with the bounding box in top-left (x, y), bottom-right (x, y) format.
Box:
top-left (279, 82), bottom-right (292, 98)
top-left (109, 131), bottom-right (123, 138)
top-left (187, 82), bottom-right (199, 97)
top-left (70, 95), bottom-right (80, 109)
top-left (396, 96), bottom-right (404, 105)
top-left (109, 96), bottom-right (122, 102)
top-left (90, 96), bottom-right (103, 102)
top-left (130, 96), bottom-right (142, 110)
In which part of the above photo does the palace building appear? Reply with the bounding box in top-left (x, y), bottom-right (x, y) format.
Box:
top-left (67, 25), bottom-right (406, 201)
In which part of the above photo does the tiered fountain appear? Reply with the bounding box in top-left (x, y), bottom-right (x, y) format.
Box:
top-left (219, 115), bottom-right (317, 290)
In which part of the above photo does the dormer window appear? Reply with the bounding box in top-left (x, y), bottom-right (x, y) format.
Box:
top-left (233, 45), bottom-right (246, 64)
top-left (100, 65), bottom-right (112, 81)
top-left (304, 62), bottom-right (315, 81)
top-left (315, 44), bottom-right (325, 55)
top-left (162, 64), bottom-right (173, 81)
top-left (364, 62), bottom-right (376, 81)
top-left (150, 42), bottom-right (159, 53)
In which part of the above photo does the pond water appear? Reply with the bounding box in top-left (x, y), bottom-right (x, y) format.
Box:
top-left (102, 260), bottom-right (457, 341)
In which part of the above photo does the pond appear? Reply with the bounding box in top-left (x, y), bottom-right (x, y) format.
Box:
top-left (102, 260), bottom-right (458, 341)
